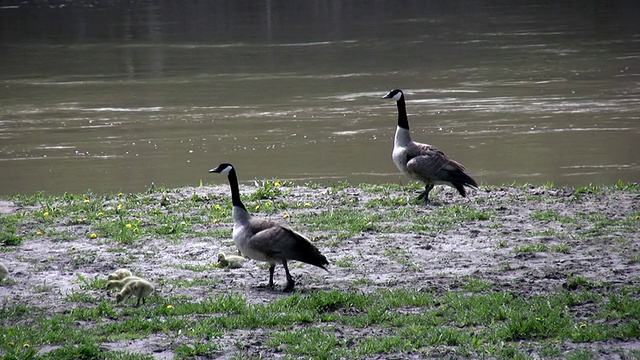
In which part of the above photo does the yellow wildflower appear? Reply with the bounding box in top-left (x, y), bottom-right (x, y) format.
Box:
top-left (117, 192), bottom-right (123, 197)
top-left (90, 233), bottom-right (97, 239)
top-left (213, 219), bottom-right (219, 224)
top-left (214, 204), bottom-right (221, 210)
top-left (36, 231), bottom-right (43, 236)
top-left (167, 304), bottom-right (173, 309)
top-left (117, 204), bottom-right (123, 210)
top-left (43, 211), bottom-right (49, 217)
top-left (23, 343), bottom-right (30, 348)
top-left (71, 246), bottom-right (76, 251)
top-left (125, 223), bottom-right (132, 228)
top-left (274, 181), bottom-right (281, 187)
top-left (304, 202), bottom-right (311, 207)
top-left (255, 205), bottom-right (260, 211)
top-left (283, 213), bottom-right (290, 219)
top-left (83, 199), bottom-right (90, 204)
top-left (97, 212), bottom-right (103, 217)
top-left (265, 201), bottom-right (272, 207)
top-left (579, 323), bottom-right (587, 328)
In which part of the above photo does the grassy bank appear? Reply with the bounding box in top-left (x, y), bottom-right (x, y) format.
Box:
top-left (1, 181), bottom-right (639, 359)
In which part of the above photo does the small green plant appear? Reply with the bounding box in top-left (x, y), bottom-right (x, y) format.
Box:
top-left (175, 342), bottom-right (221, 357)
top-left (0, 226), bottom-right (23, 246)
top-left (564, 275), bottom-right (591, 290)
top-left (513, 243), bottom-right (549, 253)
top-left (250, 179), bottom-right (292, 200)
top-left (333, 255), bottom-right (357, 268)
top-left (551, 243), bottom-right (571, 253)
top-left (327, 180), bottom-right (351, 193)
top-left (532, 210), bottom-right (559, 221)
top-left (76, 273), bottom-right (107, 291)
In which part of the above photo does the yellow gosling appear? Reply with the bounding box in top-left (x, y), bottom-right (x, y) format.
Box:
top-left (107, 268), bottom-right (132, 281)
top-left (116, 279), bottom-right (154, 307)
top-left (0, 262), bottom-right (8, 282)
top-left (217, 252), bottom-right (245, 269)
top-left (106, 276), bottom-right (143, 291)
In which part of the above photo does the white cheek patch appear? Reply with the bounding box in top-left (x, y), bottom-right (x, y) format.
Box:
top-left (392, 92), bottom-right (403, 101)
top-left (220, 166), bottom-right (233, 174)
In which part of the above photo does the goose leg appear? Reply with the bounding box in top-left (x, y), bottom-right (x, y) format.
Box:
top-left (417, 184), bottom-right (434, 203)
top-left (268, 264), bottom-right (276, 288)
top-left (135, 287), bottom-right (143, 307)
top-left (282, 260), bottom-right (295, 292)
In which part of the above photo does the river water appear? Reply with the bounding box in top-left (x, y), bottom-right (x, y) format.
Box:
top-left (1, 1), bottom-right (638, 195)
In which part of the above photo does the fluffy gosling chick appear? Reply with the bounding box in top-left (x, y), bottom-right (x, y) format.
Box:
top-left (217, 252), bottom-right (245, 269)
top-left (0, 262), bottom-right (8, 282)
top-left (106, 276), bottom-right (143, 291)
top-left (116, 279), bottom-right (154, 307)
top-left (107, 268), bottom-right (133, 281)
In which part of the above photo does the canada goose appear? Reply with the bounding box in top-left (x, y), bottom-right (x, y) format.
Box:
top-left (115, 279), bottom-right (154, 307)
top-left (0, 262), bottom-right (7, 282)
top-left (217, 252), bottom-right (245, 269)
top-left (106, 276), bottom-right (143, 291)
top-left (209, 163), bottom-right (329, 291)
top-left (383, 89), bottom-right (478, 203)
top-left (107, 268), bottom-right (132, 281)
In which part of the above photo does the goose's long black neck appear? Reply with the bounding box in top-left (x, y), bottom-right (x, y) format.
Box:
top-left (396, 97), bottom-right (409, 130)
top-left (227, 169), bottom-right (247, 212)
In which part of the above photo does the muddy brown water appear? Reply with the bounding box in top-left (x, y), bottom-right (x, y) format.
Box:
top-left (1, 1), bottom-right (638, 196)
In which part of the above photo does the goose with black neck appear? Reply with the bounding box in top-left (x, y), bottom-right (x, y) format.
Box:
top-left (209, 163), bottom-right (329, 292)
top-left (383, 89), bottom-right (478, 204)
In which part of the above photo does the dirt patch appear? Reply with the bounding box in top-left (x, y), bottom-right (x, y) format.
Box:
top-left (1, 184), bottom-right (639, 358)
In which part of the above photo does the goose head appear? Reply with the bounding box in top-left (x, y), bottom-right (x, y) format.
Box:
top-left (209, 163), bottom-right (234, 175)
top-left (383, 89), bottom-right (404, 101)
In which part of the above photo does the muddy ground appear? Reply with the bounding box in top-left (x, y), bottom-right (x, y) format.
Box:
top-left (1, 183), bottom-right (639, 359)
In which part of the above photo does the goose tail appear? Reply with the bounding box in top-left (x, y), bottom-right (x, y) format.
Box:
top-left (286, 228), bottom-right (330, 271)
top-left (450, 172), bottom-right (478, 197)
top-left (297, 243), bottom-right (330, 271)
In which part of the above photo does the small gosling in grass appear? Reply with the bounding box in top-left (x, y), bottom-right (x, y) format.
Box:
top-left (116, 279), bottom-right (154, 307)
top-left (0, 262), bottom-right (8, 282)
top-left (107, 268), bottom-right (132, 281)
top-left (106, 276), bottom-right (143, 291)
top-left (217, 252), bottom-right (245, 269)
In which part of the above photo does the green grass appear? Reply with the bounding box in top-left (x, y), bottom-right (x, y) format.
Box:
top-left (514, 243), bottom-right (549, 253)
top-left (2, 287), bottom-right (639, 359)
top-left (299, 208), bottom-right (382, 240)
top-left (333, 255), bottom-right (357, 268)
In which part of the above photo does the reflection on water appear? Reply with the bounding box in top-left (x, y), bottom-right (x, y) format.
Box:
top-left (0, 1), bottom-right (638, 195)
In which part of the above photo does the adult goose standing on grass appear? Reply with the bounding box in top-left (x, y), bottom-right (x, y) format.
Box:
top-left (209, 163), bottom-right (329, 292)
top-left (383, 89), bottom-right (478, 204)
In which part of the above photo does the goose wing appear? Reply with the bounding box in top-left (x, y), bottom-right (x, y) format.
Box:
top-left (247, 221), bottom-right (329, 269)
top-left (407, 145), bottom-right (477, 187)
